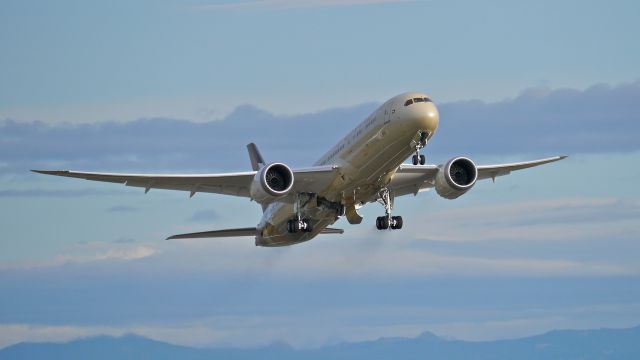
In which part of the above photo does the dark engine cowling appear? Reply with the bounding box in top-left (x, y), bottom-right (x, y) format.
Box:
top-left (250, 163), bottom-right (295, 203)
top-left (435, 157), bottom-right (478, 199)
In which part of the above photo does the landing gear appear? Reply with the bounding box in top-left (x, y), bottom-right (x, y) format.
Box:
top-left (375, 188), bottom-right (403, 230)
top-left (287, 193), bottom-right (313, 233)
top-left (411, 131), bottom-right (429, 165)
top-left (375, 216), bottom-right (403, 230)
top-left (287, 218), bottom-right (312, 233)
top-left (412, 154), bottom-right (426, 165)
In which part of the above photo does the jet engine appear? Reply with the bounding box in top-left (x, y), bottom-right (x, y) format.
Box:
top-left (435, 157), bottom-right (478, 199)
top-left (250, 163), bottom-right (295, 203)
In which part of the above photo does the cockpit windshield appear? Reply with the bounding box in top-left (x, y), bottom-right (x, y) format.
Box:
top-left (404, 97), bottom-right (432, 107)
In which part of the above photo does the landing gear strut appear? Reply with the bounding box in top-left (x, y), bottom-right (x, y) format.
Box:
top-left (375, 188), bottom-right (403, 230)
top-left (287, 193), bottom-right (313, 233)
top-left (411, 131), bottom-right (429, 165)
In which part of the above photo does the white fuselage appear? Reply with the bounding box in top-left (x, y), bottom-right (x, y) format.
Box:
top-left (256, 92), bottom-right (439, 246)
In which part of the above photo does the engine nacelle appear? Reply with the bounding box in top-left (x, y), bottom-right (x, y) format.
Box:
top-left (250, 162), bottom-right (295, 203)
top-left (435, 157), bottom-right (478, 200)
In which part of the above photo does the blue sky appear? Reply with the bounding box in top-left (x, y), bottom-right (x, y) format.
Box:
top-left (1, 0), bottom-right (640, 350)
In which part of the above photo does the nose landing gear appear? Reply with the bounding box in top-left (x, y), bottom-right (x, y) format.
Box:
top-left (375, 188), bottom-right (403, 230)
top-left (411, 131), bottom-right (429, 165)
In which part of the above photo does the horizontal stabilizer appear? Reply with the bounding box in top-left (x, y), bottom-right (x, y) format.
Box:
top-left (167, 226), bottom-right (344, 239)
top-left (166, 227), bottom-right (258, 240)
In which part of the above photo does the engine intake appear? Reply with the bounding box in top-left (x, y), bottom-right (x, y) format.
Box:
top-left (250, 163), bottom-right (294, 203)
top-left (435, 157), bottom-right (478, 199)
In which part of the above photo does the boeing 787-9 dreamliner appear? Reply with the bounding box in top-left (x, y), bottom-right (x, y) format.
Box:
top-left (34, 92), bottom-right (566, 247)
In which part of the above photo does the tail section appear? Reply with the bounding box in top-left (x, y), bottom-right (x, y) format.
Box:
top-left (247, 143), bottom-right (266, 171)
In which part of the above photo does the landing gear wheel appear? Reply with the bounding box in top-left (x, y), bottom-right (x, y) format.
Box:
top-left (287, 219), bottom-right (300, 233)
top-left (303, 218), bottom-right (313, 233)
top-left (419, 154), bottom-right (426, 165)
top-left (376, 216), bottom-right (390, 230)
top-left (412, 155), bottom-right (419, 165)
top-left (382, 216), bottom-right (390, 230)
top-left (288, 218), bottom-right (312, 233)
top-left (391, 216), bottom-right (403, 230)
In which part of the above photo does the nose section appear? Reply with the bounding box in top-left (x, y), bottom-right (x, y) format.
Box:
top-left (423, 102), bottom-right (439, 135)
top-left (404, 101), bottom-right (439, 136)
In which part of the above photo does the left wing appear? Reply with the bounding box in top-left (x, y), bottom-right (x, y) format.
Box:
top-left (32, 165), bottom-right (340, 199)
top-left (389, 155), bottom-right (567, 197)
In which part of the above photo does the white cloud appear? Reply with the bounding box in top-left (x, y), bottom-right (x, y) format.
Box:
top-left (2, 196), bottom-right (637, 278)
top-left (403, 197), bottom-right (640, 242)
top-left (120, 233), bottom-right (636, 278)
top-left (0, 242), bottom-right (159, 270)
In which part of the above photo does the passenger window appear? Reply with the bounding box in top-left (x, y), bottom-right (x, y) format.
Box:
top-left (404, 99), bottom-right (413, 106)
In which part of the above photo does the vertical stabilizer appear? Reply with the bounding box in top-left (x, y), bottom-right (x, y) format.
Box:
top-left (247, 143), bottom-right (266, 171)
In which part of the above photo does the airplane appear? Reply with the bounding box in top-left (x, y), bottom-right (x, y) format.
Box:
top-left (33, 92), bottom-right (566, 247)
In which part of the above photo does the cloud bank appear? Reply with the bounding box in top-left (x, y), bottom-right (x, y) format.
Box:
top-left (1, 81), bottom-right (638, 175)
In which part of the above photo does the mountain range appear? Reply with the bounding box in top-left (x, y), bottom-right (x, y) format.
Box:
top-left (1, 325), bottom-right (639, 359)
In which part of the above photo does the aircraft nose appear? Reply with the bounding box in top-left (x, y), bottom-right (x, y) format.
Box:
top-left (405, 101), bottom-right (438, 135)
top-left (423, 102), bottom-right (439, 135)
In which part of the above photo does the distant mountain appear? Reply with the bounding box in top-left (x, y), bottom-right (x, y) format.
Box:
top-left (2, 326), bottom-right (639, 360)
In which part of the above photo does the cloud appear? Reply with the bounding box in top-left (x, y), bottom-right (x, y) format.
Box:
top-left (54, 243), bottom-right (158, 264)
top-left (431, 81), bottom-right (640, 156)
top-left (2, 81), bottom-right (639, 175)
top-left (403, 197), bottom-right (640, 243)
top-left (1, 242), bottom-right (159, 270)
top-left (106, 205), bottom-right (138, 213)
top-left (195, 0), bottom-right (416, 11)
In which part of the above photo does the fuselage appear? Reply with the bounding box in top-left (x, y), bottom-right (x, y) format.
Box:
top-left (256, 92), bottom-right (439, 246)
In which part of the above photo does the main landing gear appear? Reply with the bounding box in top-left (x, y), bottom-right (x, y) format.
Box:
top-left (411, 131), bottom-right (429, 165)
top-left (287, 193), bottom-right (313, 233)
top-left (375, 188), bottom-right (403, 230)
top-left (287, 218), bottom-right (312, 233)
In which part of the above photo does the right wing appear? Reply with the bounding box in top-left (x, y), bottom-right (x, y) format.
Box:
top-left (32, 165), bottom-right (340, 199)
top-left (389, 155), bottom-right (567, 197)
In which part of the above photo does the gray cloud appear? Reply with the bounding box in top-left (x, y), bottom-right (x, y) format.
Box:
top-left (1, 81), bottom-right (638, 175)
top-left (430, 81), bottom-right (640, 156)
